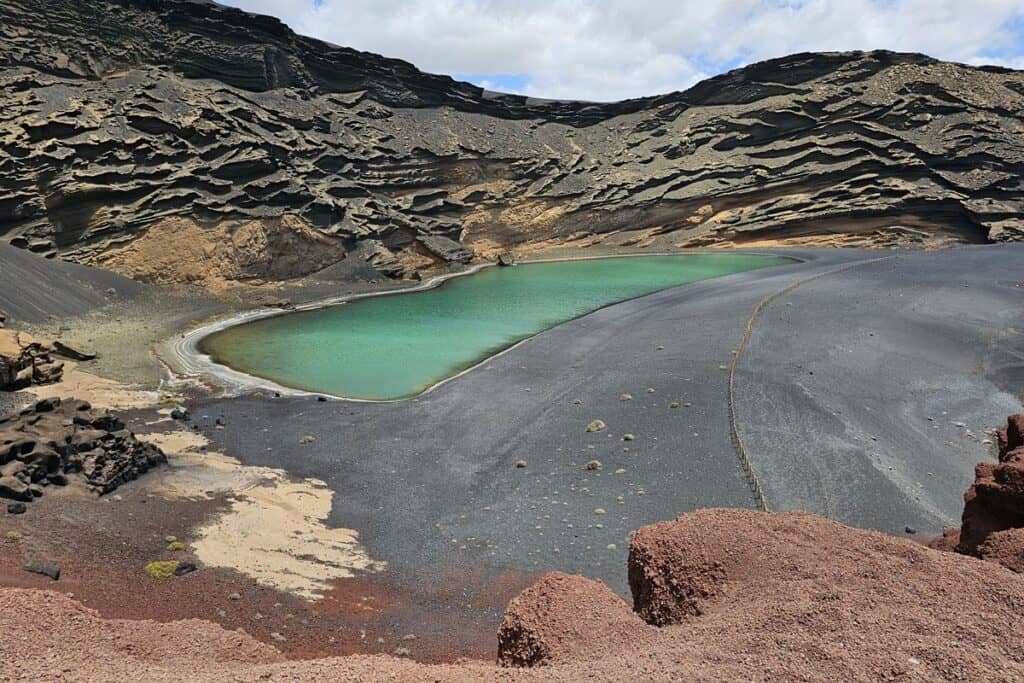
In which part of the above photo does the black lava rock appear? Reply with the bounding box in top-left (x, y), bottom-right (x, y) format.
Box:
top-left (23, 563), bottom-right (61, 580)
top-left (173, 562), bottom-right (197, 576)
top-left (7, 502), bottom-right (26, 515)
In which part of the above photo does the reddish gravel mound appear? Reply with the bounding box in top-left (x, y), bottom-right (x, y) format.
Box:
top-left (497, 572), bottom-right (650, 666)
top-left (5, 509), bottom-right (1024, 680)
top-left (628, 517), bottom-right (729, 625)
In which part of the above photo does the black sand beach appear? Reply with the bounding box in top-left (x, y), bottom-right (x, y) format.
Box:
top-left (190, 245), bottom-right (1024, 597)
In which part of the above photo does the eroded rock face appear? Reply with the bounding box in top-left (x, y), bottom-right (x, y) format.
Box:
top-left (0, 397), bottom-right (166, 501)
top-left (0, 329), bottom-right (63, 390)
top-left (628, 518), bottom-right (728, 625)
top-left (955, 414), bottom-right (1024, 570)
top-left (0, 0), bottom-right (1021, 286)
top-left (497, 572), bottom-right (647, 667)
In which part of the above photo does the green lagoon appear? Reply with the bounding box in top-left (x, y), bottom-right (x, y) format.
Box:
top-left (201, 253), bottom-right (788, 399)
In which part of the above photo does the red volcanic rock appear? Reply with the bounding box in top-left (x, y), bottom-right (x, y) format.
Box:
top-left (628, 518), bottom-right (728, 625)
top-left (496, 572), bottom-right (647, 667)
top-left (978, 527), bottom-right (1024, 573)
top-left (956, 414), bottom-right (1024, 566)
top-left (997, 414), bottom-right (1024, 458)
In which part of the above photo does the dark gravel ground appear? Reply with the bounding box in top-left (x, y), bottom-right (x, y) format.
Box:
top-left (193, 246), bottom-right (1023, 599)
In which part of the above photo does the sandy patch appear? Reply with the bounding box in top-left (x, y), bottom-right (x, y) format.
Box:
top-left (142, 431), bottom-right (386, 600)
top-left (23, 361), bottom-right (157, 410)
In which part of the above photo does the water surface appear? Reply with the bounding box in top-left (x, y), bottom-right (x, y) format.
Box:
top-left (201, 254), bottom-right (787, 399)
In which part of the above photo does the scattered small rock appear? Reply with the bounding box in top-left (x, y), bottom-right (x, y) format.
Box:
top-left (594, 508), bottom-right (606, 515)
top-left (227, 592), bottom-right (241, 601)
top-left (170, 407), bottom-right (190, 421)
top-left (514, 459), bottom-right (527, 468)
top-left (317, 396), bottom-right (327, 402)
top-left (622, 433), bottom-right (635, 442)
top-left (670, 401), bottom-right (680, 408)
top-left (270, 632), bottom-right (287, 642)
top-left (905, 526), bottom-right (917, 535)
top-left (395, 647), bottom-right (410, 657)
top-left (585, 460), bottom-right (602, 471)
top-left (619, 393), bottom-right (633, 401)
top-left (586, 420), bottom-right (606, 433)
top-left (173, 562), bottom-right (197, 576)
top-left (646, 388), bottom-right (655, 394)
top-left (7, 502), bottom-right (26, 515)
top-left (299, 435), bottom-right (315, 444)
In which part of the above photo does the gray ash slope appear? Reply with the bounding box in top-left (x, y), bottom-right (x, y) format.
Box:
top-left (1, 0), bottom-right (1023, 284)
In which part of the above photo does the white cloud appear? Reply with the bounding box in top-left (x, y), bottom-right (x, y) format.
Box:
top-left (220, 0), bottom-right (1024, 101)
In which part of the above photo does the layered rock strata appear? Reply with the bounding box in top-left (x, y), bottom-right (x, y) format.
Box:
top-left (0, 0), bottom-right (1022, 285)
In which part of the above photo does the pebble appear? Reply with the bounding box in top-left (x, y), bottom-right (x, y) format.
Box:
top-left (622, 433), bottom-right (635, 441)
top-left (586, 419), bottom-right (607, 433)
top-left (670, 401), bottom-right (680, 408)
top-left (7, 502), bottom-right (26, 515)
top-left (619, 393), bottom-right (633, 401)
top-left (515, 459), bottom-right (527, 468)
top-left (594, 508), bottom-right (606, 515)
top-left (585, 460), bottom-right (602, 471)
top-left (227, 592), bottom-right (241, 601)
top-left (270, 632), bottom-right (287, 642)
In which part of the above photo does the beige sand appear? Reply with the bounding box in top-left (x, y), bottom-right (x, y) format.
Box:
top-left (143, 431), bottom-right (386, 600)
top-left (23, 361), bottom-right (157, 410)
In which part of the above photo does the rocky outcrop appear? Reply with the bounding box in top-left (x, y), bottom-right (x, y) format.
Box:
top-left (0, 397), bottom-right (166, 501)
top-left (628, 518), bottom-right (728, 625)
top-left (495, 508), bottom-right (1024, 676)
top-left (0, 329), bottom-right (63, 390)
top-left (497, 572), bottom-right (648, 667)
top-left (0, 0), bottom-right (1021, 286)
top-left (951, 414), bottom-right (1024, 571)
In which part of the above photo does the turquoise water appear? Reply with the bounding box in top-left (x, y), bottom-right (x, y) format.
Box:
top-left (201, 254), bottom-right (788, 399)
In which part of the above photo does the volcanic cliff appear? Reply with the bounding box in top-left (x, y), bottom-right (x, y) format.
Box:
top-left (1, 0), bottom-right (1022, 286)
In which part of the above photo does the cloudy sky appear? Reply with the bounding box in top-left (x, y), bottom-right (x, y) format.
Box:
top-left (221, 0), bottom-right (1024, 101)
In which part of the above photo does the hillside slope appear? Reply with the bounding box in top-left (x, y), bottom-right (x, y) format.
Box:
top-left (1, 0), bottom-right (1022, 285)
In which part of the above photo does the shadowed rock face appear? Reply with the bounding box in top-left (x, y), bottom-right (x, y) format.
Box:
top-left (1, 0), bottom-right (1022, 284)
top-left (955, 414), bottom-right (1024, 571)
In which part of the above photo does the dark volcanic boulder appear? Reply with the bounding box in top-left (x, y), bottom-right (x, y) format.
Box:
top-left (0, 398), bottom-right (166, 503)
